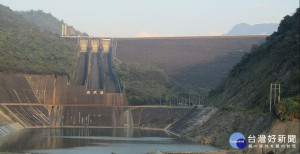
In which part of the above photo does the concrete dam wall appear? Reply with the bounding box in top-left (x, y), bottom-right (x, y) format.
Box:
top-left (50, 106), bottom-right (196, 129)
top-left (0, 38), bottom-right (129, 128)
top-left (0, 74), bottom-right (216, 130)
top-left (24, 38), bottom-right (125, 106)
top-left (0, 72), bottom-right (219, 141)
top-left (0, 74), bottom-right (39, 104)
top-left (0, 74), bottom-right (51, 128)
top-left (24, 74), bottom-right (126, 106)
top-left (0, 37), bottom-right (218, 137)
top-left (74, 52), bottom-right (88, 86)
top-left (115, 36), bottom-right (267, 91)
top-left (4, 105), bottom-right (49, 127)
top-left (50, 106), bottom-right (129, 128)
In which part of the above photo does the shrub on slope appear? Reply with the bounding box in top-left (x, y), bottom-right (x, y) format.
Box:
top-left (17, 10), bottom-right (87, 36)
top-left (0, 5), bottom-right (79, 80)
top-left (115, 62), bottom-right (202, 105)
top-left (208, 8), bottom-right (299, 115)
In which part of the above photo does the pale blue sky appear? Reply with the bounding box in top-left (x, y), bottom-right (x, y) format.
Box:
top-left (0, 0), bottom-right (298, 37)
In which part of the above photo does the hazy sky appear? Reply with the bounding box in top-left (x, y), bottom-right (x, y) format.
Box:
top-left (0, 0), bottom-right (298, 37)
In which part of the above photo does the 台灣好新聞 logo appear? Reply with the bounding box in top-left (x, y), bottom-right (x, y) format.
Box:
top-left (229, 132), bottom-right (247, 149)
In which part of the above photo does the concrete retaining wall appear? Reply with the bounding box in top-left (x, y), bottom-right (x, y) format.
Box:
top-left (25, 75), bottom-right (56, 104)
top-left (0, 123), bottom-right (23, 138)
top-left (25, 74), bottom-right (127, 106)
top-left (52, 106), bottom-right (130, 128)
top-left (167, 107), bottom-right (217, 136)
top-left (0, 73), bottom-right (217, 131)
top-left (131, 107), bottom-right (192, 129)
top-left (3, 105), bottom-right (49, 127)
top-left (52, 106), bottom-right (194, 129)
top-left (0, 74), bottom-right (39, 103)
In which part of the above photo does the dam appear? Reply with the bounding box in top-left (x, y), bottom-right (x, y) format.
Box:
top-left (2, 32), bottom-right (293, 154)
top-left (0, 35), bottom-right (217, 130)
top-left (0, 37), bottom-right (129, 129)
top-left (0, 32), bottom-right (269, 153)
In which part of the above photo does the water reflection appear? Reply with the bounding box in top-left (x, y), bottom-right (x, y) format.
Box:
top-left (0, 128), bottom-right (218, 154)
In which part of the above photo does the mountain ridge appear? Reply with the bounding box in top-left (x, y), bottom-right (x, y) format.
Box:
top-left (17, 10), bottom-right (88, 36)
top-left (0, 4), bottom-right (79, 80)
top-left (226, 23), bottom-right (279, 35)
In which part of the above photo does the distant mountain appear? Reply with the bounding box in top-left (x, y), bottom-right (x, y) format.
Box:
top-left (17, 10), bottom-right (87, 36)
top-left (225, 23), bottom-right (279, 35)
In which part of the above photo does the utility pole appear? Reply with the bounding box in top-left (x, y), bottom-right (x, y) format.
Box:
top-left (203, 95), bottom-right (206, 106)
top-left (123, 81), bottom-right (126, 93)
top-left (198, 93), bottom-right (200, 105)
top-left (160, 97), bottom-right (161, 106)
top-left (269, 83), bottom-right (281, 113)
top-left (188, 91), bottom-right (190, 107)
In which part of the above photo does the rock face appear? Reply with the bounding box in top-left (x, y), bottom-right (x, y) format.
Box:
top-left (184, 110), bottom-right (274, 148)
top-left (183, 110), bottom-right (299, 153)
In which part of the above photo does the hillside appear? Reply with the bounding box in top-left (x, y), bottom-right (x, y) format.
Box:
top-left (208, 8), bottom-right (299, 117)
top-left (115, 61), bottom-right (206, 105)
top-left (0, 5), bottom-right (79, 80)
top-left (115, 62), bottom-right (174, 105)
top-left (115, 62), bottom-right (204, 105)
top-left (226, 23), bottom-right (279, 35)
top-left (115, 36), bottom-right (266, 91)
top-left (17, 10), bottom-right (87, 36)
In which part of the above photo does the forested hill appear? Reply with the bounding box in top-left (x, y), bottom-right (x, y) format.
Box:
top-left (0, 4), bottom-right (79, 80)
top-left (208, 8), bottom-right (299, 119)
top-left (17, 10), bottom-right (87, 36)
